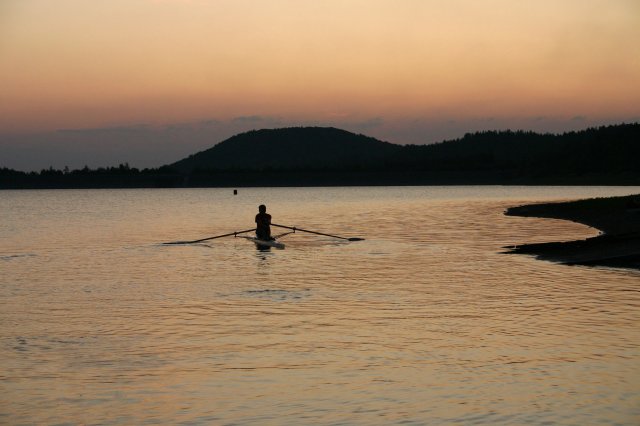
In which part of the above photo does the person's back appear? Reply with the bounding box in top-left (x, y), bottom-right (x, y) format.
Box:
top-left (255, 204), bottom-right (272, 240)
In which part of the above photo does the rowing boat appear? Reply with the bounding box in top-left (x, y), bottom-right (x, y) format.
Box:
top-left (239, 236), bottom-right (285, 249)
top-left (162, 223), bottom-right (363, 247)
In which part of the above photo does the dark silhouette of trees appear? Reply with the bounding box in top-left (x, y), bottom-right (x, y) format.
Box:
top-left (1, 123), bottom-right (638, 188)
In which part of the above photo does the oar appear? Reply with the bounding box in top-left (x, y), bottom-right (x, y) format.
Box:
top-left (163, 228), bottom-right (256, 245)
top-left (271, 223), bottom-right (364, 241)
top-left (273, 231), bottom-right (296, 239)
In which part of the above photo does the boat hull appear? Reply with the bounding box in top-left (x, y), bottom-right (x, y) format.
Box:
top-left (240, 236), bottom-right (285, 249)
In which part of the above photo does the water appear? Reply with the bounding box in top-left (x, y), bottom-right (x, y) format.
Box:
top-left (1, 186), bottom-right (639, 425)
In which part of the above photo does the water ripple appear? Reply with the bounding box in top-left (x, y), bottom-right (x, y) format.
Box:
top-left (1, 187), bottom-right (639, 425)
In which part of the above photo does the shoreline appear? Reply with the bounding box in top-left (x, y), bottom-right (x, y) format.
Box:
top-left (504, 194), bottom-right (640, 271)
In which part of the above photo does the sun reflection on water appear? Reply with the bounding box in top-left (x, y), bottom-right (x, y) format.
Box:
top-left (1, 187), bottom-right (639, 424)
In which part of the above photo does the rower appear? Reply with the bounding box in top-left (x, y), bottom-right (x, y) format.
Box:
top-left (255, 204), bottom-right (273, 241)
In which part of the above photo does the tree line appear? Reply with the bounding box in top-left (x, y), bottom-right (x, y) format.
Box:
top-left (1, 123), bottom-right (638, 188)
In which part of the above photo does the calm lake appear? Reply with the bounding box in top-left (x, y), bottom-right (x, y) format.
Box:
top-left (1, 186), bottom-right (639, 425)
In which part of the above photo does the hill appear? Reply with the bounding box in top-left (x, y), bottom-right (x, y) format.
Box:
top-left (394, 123), bottom-right (639, 180)
top-left (170, 127), bottom-right (401, 172)
top-left (166, 123), bottom-right (639, 184)
top-left (1, 123), bottom-right (639, 188)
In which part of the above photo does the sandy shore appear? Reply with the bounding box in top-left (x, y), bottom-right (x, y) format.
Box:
top-left (504, 193), bottom-right (640, 270)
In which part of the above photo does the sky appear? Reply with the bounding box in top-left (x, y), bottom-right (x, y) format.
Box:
top-left (1, 0), bottom-right (639, 171)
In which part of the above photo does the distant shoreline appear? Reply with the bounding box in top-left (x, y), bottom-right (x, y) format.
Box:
top-left (2, 123), bottom-right (639, 189)
top-left (2, 170), bottom-right (640, 190)
top-left (505, 194), bottom-right (640, 271)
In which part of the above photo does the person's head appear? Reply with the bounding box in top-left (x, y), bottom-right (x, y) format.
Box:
top-left (258, 204), bottom-right (266, 213)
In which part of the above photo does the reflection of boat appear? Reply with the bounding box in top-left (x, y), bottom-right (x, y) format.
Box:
top-left (239, 236), bottom-right (285, 249)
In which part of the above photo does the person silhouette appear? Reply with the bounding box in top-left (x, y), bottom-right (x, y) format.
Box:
top-left (255, 204), bottom-right (273, 240)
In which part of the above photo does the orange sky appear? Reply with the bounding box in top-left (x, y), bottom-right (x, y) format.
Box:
top-left (1, 0), bottom-right (639, 169)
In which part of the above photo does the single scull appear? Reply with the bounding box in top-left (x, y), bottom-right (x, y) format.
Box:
top-left (162, 224), bottom-right (363, 248)
top-left (238, 235), bottom-right (286, 249)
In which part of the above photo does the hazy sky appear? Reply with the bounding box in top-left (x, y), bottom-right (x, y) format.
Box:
top-left (1, 0), bottom-right (639, 170)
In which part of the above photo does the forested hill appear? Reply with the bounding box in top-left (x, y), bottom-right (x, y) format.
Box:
top-left (170, 127), bottom-right (401, 172)
top-left (393, 123), bottom-right (639, 178)
top-left (168, 123), bottom-right (639, 180)
top-left (1, 123), bottom-right (639, 188)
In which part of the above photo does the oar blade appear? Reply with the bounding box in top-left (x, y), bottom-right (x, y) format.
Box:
top-left (348, 237), bottom-right (365, 241)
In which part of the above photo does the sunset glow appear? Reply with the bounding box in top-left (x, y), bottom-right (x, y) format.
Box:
top-left (1, 0), bottom-right (639, 169)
